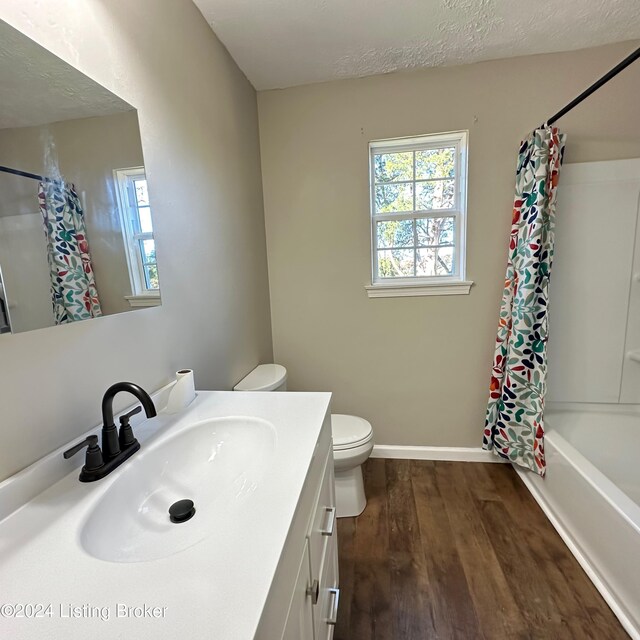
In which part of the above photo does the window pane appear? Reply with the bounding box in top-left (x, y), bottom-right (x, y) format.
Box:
top-left (416, 248), bottom-right (436, 276)
top-left (374, 152), bottom-right (413, 183)
top-left (377, 220), bottom-right (413, 248)
top-left (134, 179), bottom-right (149, 206)
top-left (417, 217), bottom-right (455, 246)
top-left (129, 210), bottom-right (141, 234)
top-left (144, 264), bottom-right (159, 290)
top-left (377, 249), bottom-right (414, 278)
top-left (435, 246), bottom-right (455, 275)
top-left (138, 206), bottom-right (154, 233)
top-left (416, 179), bottom-right (455, 210)
top-left (433, 217), bottom-right (455, 244)
top-left (375, 183), bottom-right (413, 213)
top-left (415, 147), bottom-right (455, 179)
top-left (139, 239), bottom-right (156, 264)
top-left (416, 218), bottom-right (433, 245)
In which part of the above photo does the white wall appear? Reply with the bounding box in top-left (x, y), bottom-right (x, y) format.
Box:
top-left (0, 0), bottom-right (272, 481)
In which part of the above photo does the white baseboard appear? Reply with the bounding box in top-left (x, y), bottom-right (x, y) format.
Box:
top-left (370, 444), bottom-right (507, 463)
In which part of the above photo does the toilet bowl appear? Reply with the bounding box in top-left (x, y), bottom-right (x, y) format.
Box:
top-left (234, 364), bottom-right (374, 518)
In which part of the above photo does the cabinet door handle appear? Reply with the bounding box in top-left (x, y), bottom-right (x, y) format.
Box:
top-left (320, 506), bottom-right (336, 536)
top-left (327, 587), bottom-right (340, 625)
top-left (306, 579), bottom-right (319, 604)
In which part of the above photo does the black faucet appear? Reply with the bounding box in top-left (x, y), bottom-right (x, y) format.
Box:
top-left (63, 382), bottom-right (157, 482)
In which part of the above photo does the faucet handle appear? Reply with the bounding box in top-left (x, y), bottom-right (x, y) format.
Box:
top-left (63, 434), bottom-right (98, 458)
top-left (118, 405), bottom-right (142, 449)
top-left (119, 405), bottom-right (142, 426)
top-left (63, 435), bottom-right (104, 471)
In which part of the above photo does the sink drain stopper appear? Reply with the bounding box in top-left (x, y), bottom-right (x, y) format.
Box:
top-left (169, 499), bottom-right (196, 523)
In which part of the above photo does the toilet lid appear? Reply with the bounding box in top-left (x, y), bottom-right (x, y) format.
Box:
top-left (331, 414), bottom-right (373, 450)
top-left (233, 364), bottom-right (287, 391)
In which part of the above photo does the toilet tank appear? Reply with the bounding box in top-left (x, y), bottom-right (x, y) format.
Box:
top-left (233, 364), bottom-right (287, 392)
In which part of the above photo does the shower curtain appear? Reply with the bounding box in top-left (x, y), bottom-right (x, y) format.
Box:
top-left (483, 126), bottom-right (566, 476)
top-left (38, 181), bottom-right (102, 324)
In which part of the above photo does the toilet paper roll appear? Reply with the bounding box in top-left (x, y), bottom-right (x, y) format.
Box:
top-left (165, 369), bottom-right (196, 413)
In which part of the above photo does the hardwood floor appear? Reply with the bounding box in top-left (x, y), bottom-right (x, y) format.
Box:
top-left (334, 459), bottom-right (628, 640)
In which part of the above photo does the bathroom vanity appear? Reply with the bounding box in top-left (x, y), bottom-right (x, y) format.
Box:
top-left (259, 404), bottom-right (339, 640)
top-left (0, 389), bottom-right (338, 639)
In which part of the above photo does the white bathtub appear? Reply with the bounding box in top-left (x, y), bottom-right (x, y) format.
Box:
top-left (516, 404), bottom-right (640, 639)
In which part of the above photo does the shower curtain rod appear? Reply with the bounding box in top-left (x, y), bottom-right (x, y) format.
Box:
top-left (0, 165), bottom-right (62, 184)
top-left (544, 45), bottom-right (640, 127)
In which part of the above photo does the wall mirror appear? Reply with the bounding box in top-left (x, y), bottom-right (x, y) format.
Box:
top-left (0, 20), bottom-right (161, 335)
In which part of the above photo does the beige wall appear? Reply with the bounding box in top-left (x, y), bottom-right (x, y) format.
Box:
top-left (258, 41), bottom-right (640, 448)
top-left (0, 0), bottom-right (272, 481)
top-left (0, 111), bottom-right (144, 323)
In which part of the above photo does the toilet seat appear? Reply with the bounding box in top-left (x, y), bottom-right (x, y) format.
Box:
top-left (332, 414), bottom-right (373, 451)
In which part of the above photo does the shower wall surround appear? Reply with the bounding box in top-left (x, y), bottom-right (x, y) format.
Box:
top-left (547, 158), bottom-right (640, 404)
top-left (0, 0), bottom-right (272, 481)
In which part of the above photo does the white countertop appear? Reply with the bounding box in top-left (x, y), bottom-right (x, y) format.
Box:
top-left (0, 390), bottom-right (332, 639)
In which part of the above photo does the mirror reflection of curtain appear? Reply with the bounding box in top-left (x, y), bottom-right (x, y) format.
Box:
top-left (38, 181), bottom-right (102, 324)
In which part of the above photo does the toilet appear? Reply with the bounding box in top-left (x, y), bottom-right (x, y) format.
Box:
top-left (330, 413), bottom-right (374, 517)
top-left (234, 364), bottom-right (374, 518)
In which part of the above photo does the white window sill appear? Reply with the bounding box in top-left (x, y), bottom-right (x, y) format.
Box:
top-left (365, 280), bottom-right (473, 298)
top-left (125, 294), bottom-right (161, 308)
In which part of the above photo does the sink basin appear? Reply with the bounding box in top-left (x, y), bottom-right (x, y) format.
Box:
top-left (80, 416), bottom-right (276, 563)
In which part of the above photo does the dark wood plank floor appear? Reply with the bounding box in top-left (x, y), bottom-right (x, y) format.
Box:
top-left (335, 459), bottom-right (628, 640)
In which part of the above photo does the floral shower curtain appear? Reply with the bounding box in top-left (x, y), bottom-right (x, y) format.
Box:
top-left (483, 126), bottom-right (566, 476)
top-left (38, 181), bottom-right (102, 324)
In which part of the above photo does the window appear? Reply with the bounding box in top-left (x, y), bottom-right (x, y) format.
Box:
top-left (114, 167), bottom-right (160, 306)
top-left (367, 131), bottom-right (471, 297)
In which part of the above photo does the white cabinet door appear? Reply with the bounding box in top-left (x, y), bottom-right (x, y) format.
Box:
top-left (311, 452), bottom-right (339, 640)
top-left (282, 540), bottom-right (315, 640)
top-left (315, 531), bottom-right (339, 640)
top-left (308, 451), bottom-right (334, 587)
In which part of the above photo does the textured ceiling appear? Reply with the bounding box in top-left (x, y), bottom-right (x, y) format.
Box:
top-left (0, 20), bottom-right (133, 129)
top-left (193, 0), bottom-right (640, 90)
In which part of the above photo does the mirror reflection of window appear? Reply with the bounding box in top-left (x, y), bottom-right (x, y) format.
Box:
top-left (114, 168), bottom-right (160, 307)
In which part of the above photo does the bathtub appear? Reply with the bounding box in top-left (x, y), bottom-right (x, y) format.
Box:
top-left (515, 404), bottom-right (640, 639)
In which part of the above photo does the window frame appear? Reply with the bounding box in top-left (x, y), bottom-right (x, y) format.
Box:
top-left (367, 131), bottom-right (472, 297)
top-left (113, 167), bottom-right (160, 303)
